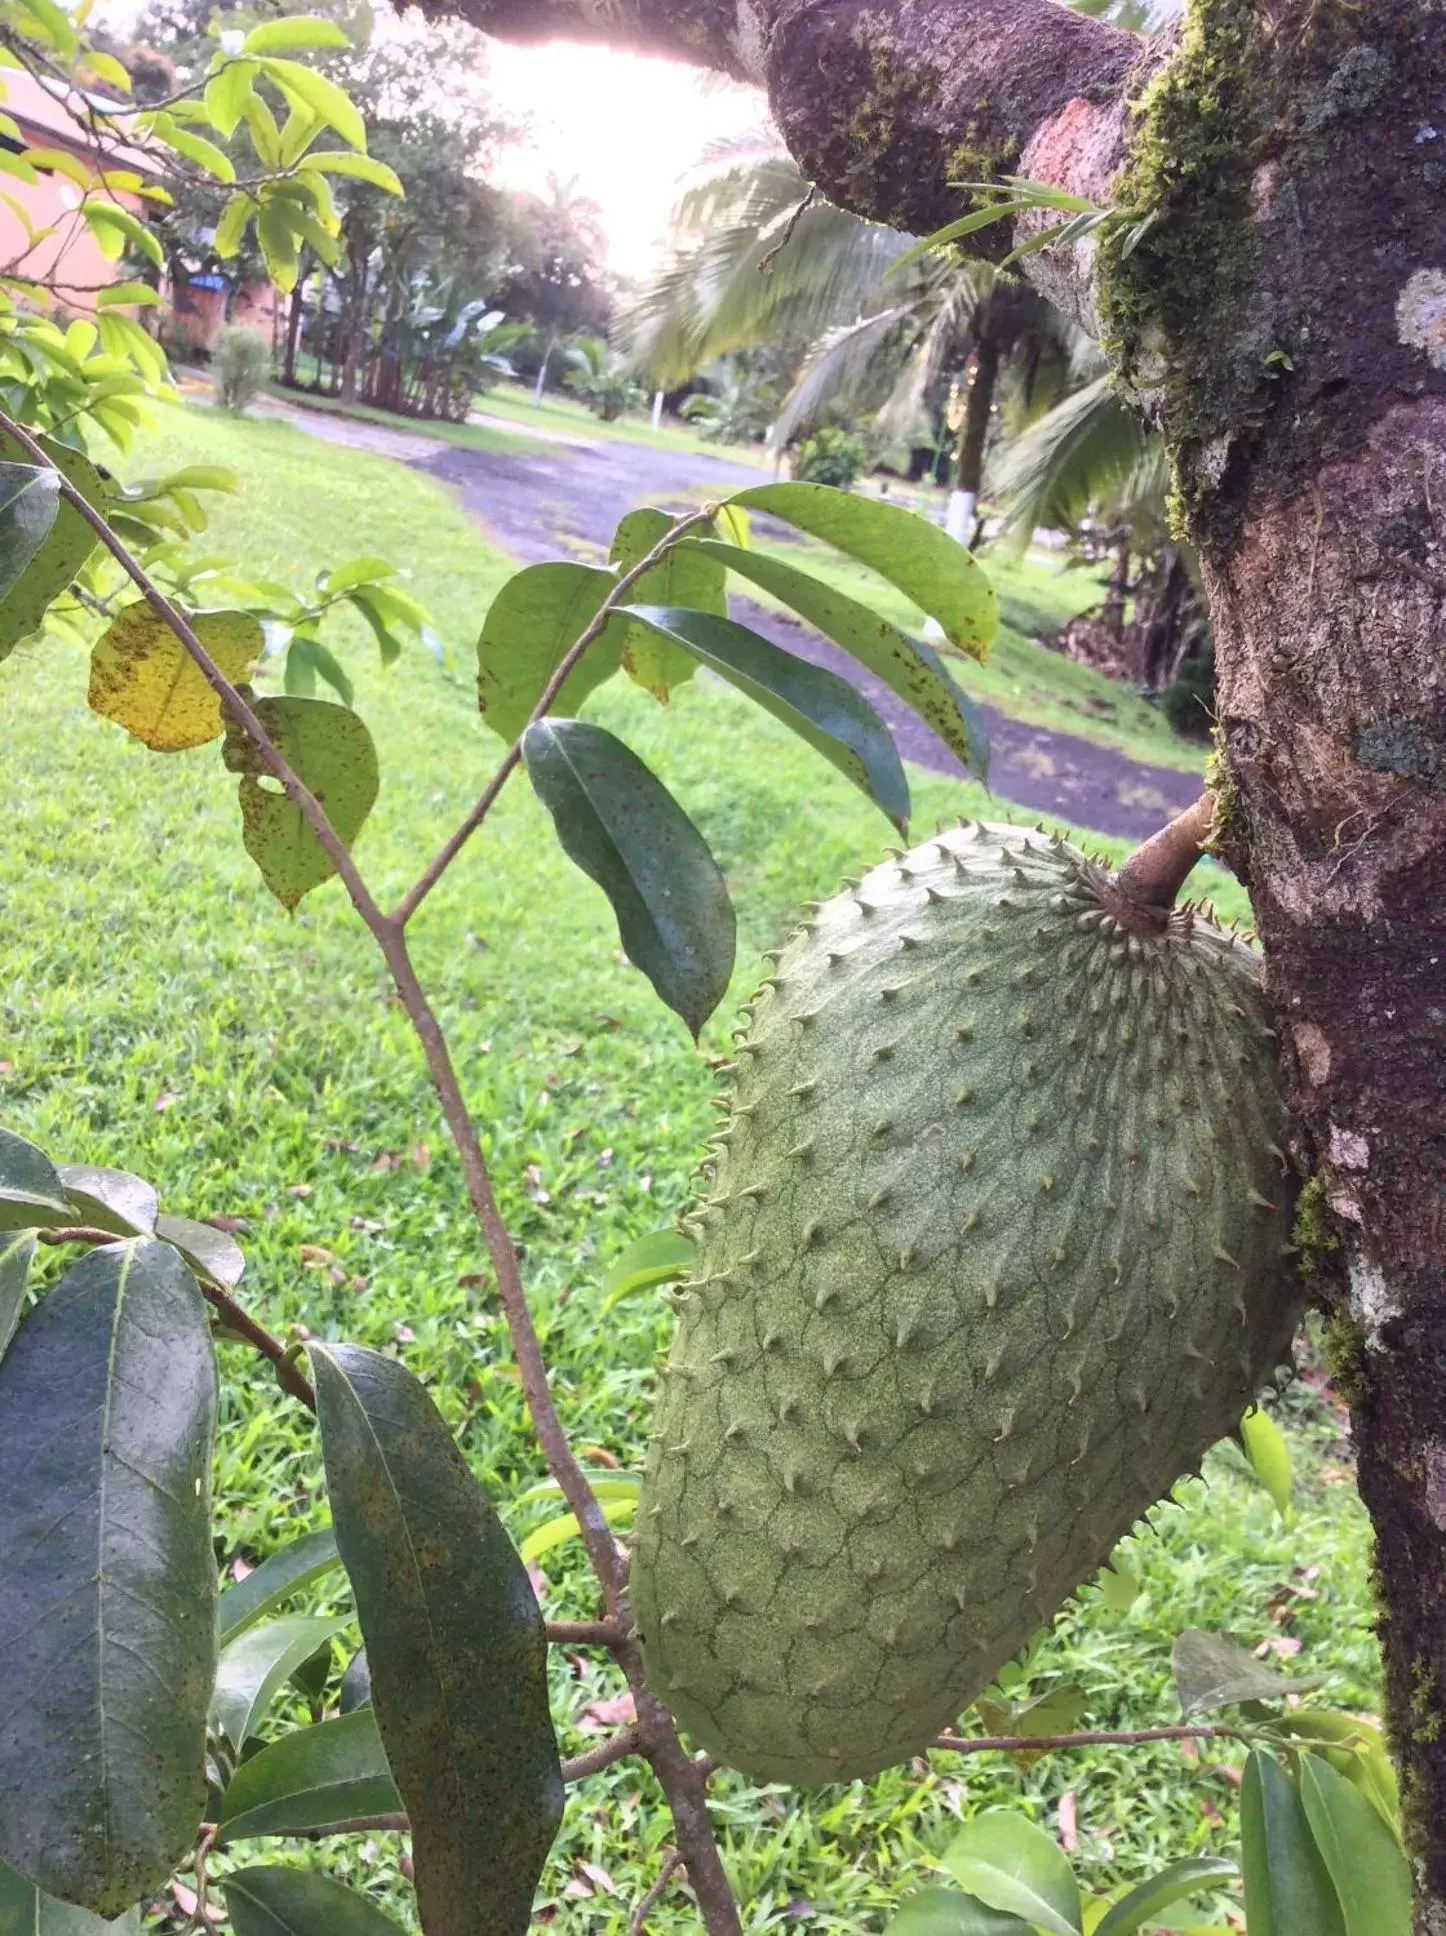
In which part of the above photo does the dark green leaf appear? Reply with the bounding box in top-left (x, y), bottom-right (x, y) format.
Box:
top-left (0, 1861), bottom-right (140, 1932)
top-left (1265, 1711), bottom-right (1401, 1834)
top-left (0, 436), bottom-right (109, 662)
top-left (475, 561), bottom-right (622, 742)
top-left (225, 1867), bottom-right (403, 1936)
top-left (727, 481), bottom-right (998, 659)
top-left (0, 1240), bottom-right (216, 1914)
top-left (213, 1616), bottom-right (348, 1749)
top-left (941, 1811), bottom-right (1081, 1935)
top-left (620, 603), bottom-right (910, 828)
top-left (0, 1229), bottom-right (34, 1361)
top-left (1240, 1751), bottom-right (1346, 1936)
top-left (0, 462), bottom-right (60, 601)
top-left (286, 635), bottom-right (354, 706)
top-left (312, 1342), bottom-right (563, 1936)
top-left (884, 1887), bottom-right (1033, 1934)
top-left (1094, 1857), bottom-right (1239, 1935)
top-left (56, 1164), bottom-right (157, 1236)
top-left (218, 1527), bottom-right (341, 1644)
top-left (1173, 1630), bottom-right (1323, 1717)
top-left (610, 507), bottom-right (723, 700)
top-left (1298, 1753), bottom-right (1411, 1936)
top-left (0, 1126), bottom-right (69, 1229)
top-left (221, 695), bottom-right (379, 910)
top-left (683, 535), bottom-right (989, 777)
top-left (522, 717), bottom-right (735, 1038)
top-left (155, 1212), bottom-right (245, 1289)
top-left (217, 1710), bottom-right (399, 1841)
top-left (339, 1647), bottom-right (371, 1713)
top-left (599, 1229), bottom-right (693, 1314)
top-left (1240, 1405), bottom-right (1293, 1523)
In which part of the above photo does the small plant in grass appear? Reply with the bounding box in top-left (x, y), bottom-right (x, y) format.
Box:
top-left (214, 326), bottom-right (273, 415)
top-left (791, 424), bottom-right (872, 488)
top-left (0, 8), bottom-right (1409, 1936)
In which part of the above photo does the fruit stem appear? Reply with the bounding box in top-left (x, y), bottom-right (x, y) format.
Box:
top-left (1107, 792), bottom-right (1213, 929)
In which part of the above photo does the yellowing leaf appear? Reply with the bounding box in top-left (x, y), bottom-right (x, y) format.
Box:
top-left (89, 604), bottom-right (262, 751)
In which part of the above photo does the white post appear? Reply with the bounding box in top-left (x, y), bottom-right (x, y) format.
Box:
top-left (651, 389), bottom-right (664, 432)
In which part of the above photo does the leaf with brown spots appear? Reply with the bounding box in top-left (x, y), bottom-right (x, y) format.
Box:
top-left (222, 696), bottom-right (378, 910)
top-left (311, 1344), bottom-right (562, 1936)
top-left (88, 606), bottom-right (262, 751)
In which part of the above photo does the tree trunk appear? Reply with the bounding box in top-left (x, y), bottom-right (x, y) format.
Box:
top-left (427, 0), bottom-right (1446, 1910)
top-left (282, 265), bottom-right (306, 389)
top-left (943, 334), bottom-right (999, 548)
top-left (533, 328), bottom-right (556, 406)
top-left (1136, 550), bottom-right (1190, 694)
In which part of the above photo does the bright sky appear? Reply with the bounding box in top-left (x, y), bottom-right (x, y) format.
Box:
top-left (484, 41), bottom-right (764, 280)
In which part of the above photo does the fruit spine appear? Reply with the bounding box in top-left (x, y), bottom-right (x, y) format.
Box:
top-left (631, 823), bottom-right (1300, 1783)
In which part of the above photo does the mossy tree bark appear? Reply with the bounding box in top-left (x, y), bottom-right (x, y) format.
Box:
top-left (430, 0), bottom-right (1446, 1912)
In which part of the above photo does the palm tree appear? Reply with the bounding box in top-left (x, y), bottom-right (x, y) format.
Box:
top-left (620, 139), bottom-right (1072, 543)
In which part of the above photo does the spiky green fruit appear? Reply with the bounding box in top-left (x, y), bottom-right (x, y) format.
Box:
top-left (632, 823), bottom-right (1299, 1783)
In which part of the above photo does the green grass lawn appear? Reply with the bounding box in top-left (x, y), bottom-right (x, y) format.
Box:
top-left (1, 403), bottom-right (1374, 1933)
top-left (474, 378), bottom-right (775, 464)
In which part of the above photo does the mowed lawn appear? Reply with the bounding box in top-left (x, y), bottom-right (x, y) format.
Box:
top-left (1, 403), bottom-right (1376, 1932)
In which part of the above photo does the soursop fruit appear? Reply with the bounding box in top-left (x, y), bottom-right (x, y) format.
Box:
top-left (632, 822), bottom-right (1300, 1783)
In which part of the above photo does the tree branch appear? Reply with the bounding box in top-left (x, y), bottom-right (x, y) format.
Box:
top-left (933, 1722), bottom-right (1257, 1756)
top-left (629, 1849), bottom-right (683, 1936)
top-left (3, 410), bottom-right (743, 1935)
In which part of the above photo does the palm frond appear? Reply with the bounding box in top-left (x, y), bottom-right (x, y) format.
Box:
top-left (987, 374), bottom-right (1168, 545)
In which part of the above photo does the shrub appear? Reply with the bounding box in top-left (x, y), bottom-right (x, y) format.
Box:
top-left (791, 425), bottom-right (871, 489)
top-left (214, 324), bottom-right (271, 413)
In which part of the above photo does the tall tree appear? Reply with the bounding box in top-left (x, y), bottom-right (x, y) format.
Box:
top-left (437, 0), bottom-right (1446, 1912)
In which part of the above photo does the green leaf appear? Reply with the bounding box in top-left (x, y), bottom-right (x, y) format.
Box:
top-left (205, 57), bottom-right (259, 138)
top-left (609, 506), bottom-right (724, 701)
top-left (89, 605), bottom-right (261, 752)
top-left (0, 1240), bottom-right (216, 1915)
top-left (56, 1163), bottom-right (158, 1235)
top-left (213, 190), bottom-right (256, 258)
top-left (600, 1228), bottom-right (693, 1313)
top-left (1173, 1630), bottom-right (1323, 1717)
top-left (1266, 1711), bottom-right (1401, 1835)
top-left (297, 149), bottom-right (403, 194)
top-left (93, 280), bottom-right (166, 308)
top-left (320, 554), bottom-right (397, 593)
top-left (1240, 1405), bottom-right (1294, 1523)
top-left (1241, 1751), bottom-right (1346, 1936)
top-left (727, 481), bottom-right (998, 659)
top-left (1094, 1547), bottom-right (1141, 1616)
top-left (475, 561), bottom-right (622, 742)
top-left (152, 120), bottom-right (235, 182)
top-left (621, 604), bottom-right (910, 829)
top-left (941, 1810), bottom-right (1082, 1936)
top-left (155, 1211), bottom-right (245, 1288)
top-left (0, 1125), bottom-right (70, 1229)
top-left (82, 202), bottom-right (162, 270)
top-left (258, 58), bottom-right (366, 150)
top-left (219, 1527), bottom-right (342, 1644)
top-left (339, 1647), bottom-right (371, 1712)
top-left (213, 1615), bottom-right (348, 1749)
top-left (0, 1230), bottom-right (33, 1362)
top-left (217, 1710), bottom-right (399, 1841)
top-left (243, 15), bottom-right (351, 51)
top-left (0, 463), bottom-right (59, 601)
top-left (1094, 1858), bottom-right (1239, 1936)
top-left (683, 535), bottom-right (989, 777)
top-left (221, 695), bottom-right (379, 909)
top-left (522, 717), bottom-right (736, 1038)
top-left (1298, 1753), bottom-right (1411, 1935)
top-left (517, 1497), bottom-right (638, 1564)
top-left (512, 1471), bottom-right (640, 1512)
top-left (151, 464), bottom-right (242, 494)
top-left (226, 1867), bottom-right (403, 1936)
top-left (287, 634), bottom-right (354, 705)
top-left (0, 1861), bottom-right (140, 1932)
top-left (257, 199), bottom-right (299, 291)
top-left (885, 1886), bottom-right (1033, 1934)
top-left (311, 1342), bottom-right (563, 1936)
top-left (0, 432), bottom-right (107, 664)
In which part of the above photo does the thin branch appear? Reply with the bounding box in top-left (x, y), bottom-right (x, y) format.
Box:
top-left (546, 1619), bottom-right (628, 1647)
top-left (629, 1849), bottom-right (683, 1936)
top-left (563, 1725), bottom-right (643, 1781)
top-left (933, 1723), bottom-right (1257, 1756)
top-left (1, 409), bottom-right (743, 1934)
top-left (757, 185), bottom-right (818, 276)
top-left (392, 503), bottom-right (722, 927)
